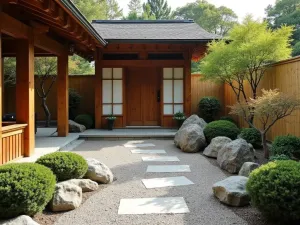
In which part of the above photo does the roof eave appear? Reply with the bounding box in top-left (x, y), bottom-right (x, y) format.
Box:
top-left (105, 39), bottom-right (219, 44)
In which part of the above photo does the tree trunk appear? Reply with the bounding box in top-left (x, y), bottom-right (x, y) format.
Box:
top-left (261, 132), bottom-right (269, 159)
top-left (42, 98), bottom-right (51, 127)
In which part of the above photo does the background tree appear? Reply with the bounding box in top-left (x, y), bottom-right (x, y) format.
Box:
top-left (3, 58), bottom-right (16, 87)
top-left (128, 0), bottom-right (142, 15)
top-left (144, 0), bottom-right (172, 19)
top-left (35, 57), bottom-right (57, 127)
top-left (72, 0), bottom-right (107, 22)
top-left (265, 0), bottom-right (300, 56)
top-left (230, 89), bottom-right (300, 158)
top-left (105, 0), bottom-right (123, 19)
top-left (200, 17), bottom-right (293, 123)
top-left (69, 55), bottom-right (94, 75)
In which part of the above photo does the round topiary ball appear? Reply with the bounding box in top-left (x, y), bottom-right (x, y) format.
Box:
top-left (198, 97), bottom-right (221, 122)
top-left (247, 160), bottom-right (300, 223)
top-left (219, 116), bottom-right (236, 125)
top-left (36, 152), bottom-right (88, 181)
top-left (0, 163), bottom-right (56, 219)
top-left (203, 120), bottom-right (240, 143)
top-left (74, 114), bottom-right (94, 129)
top-left (271, 135), bottom-right (300, 158)
top-left (240, 128), bottom-right (262, 148)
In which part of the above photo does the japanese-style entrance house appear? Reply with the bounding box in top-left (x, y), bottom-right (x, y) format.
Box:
top-left (0, 0), bottom-right (218, 164)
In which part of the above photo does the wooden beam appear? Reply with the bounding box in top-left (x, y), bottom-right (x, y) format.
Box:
top-left (57, 52), bottom-right (69, 137)
top-left (184, 50), bottom-right (192, 116)
top-left (0, 33), bottom-right (3, 165)
top-left (16, 32), bottom-right (35, 157)
top-left (0, 12), bottom-right (30, 39)
top-left (95, 49), bottom-right (102, 129)
top-left (34, 33), bottom-right (67, 56)
top-left (100, 60), bottom-right (185, 67)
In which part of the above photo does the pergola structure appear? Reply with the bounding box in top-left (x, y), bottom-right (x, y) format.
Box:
top-left (0, 0), bottom-right (106, 165)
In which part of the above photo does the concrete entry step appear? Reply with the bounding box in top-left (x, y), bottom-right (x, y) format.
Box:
top-left (147, 165), bottom-right (191, 173)
top-left (142, 156), bottom-right (180, 162)
top-left (142, 176), bottom-right (194, 189)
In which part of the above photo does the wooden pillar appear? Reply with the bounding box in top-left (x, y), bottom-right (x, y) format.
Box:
top-left (0, 33), bottom-right (3, 164)
top-left (184, 50), bottom-right (192, 116)
top-left (16, 33), bottom-right (35, 157)
top-left (57, 52), bottom-right (69, 137)
top-left (95, 48), bottom-right (102, 129)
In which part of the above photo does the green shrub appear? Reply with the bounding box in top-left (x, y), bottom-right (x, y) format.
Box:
top-left (219, 116), bottom-right (236, 124)
top-left (247, 160), bottom-right (300, 222)
top-left (74, 114), bottom-right (94, 129)
top-left (0, 163), bottom-right (56, 219)
top-left (69, 88), bottom-right (82, 120)
top-left (272, 135), bottom-right (300, 158)
top-left (198, 97), bottom-right (221, 122)
top-left (36, 152), bottom-right (88, 181)
top-left (240, 128), bottom-right (262, 148)
top-left (269, 154), bottom-right (290, 161)
top-left (203, 120), bottom-right (240, 143)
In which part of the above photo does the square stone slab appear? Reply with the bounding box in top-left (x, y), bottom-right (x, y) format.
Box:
top-left (131, 149), bottom-right (166, 154)
top-left (124, 143), bottom-right (155, 148)
top-left (147, 165), bottom-right (191, 173)
top-left (118, 197), bottom-right (190, 215)
top-left (142, 156), bottom-right (180, 162)
top-left (142, 176), bottom-right (194, 189)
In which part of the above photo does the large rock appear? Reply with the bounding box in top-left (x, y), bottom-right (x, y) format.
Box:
top-left (69, 120), bottom-right (86, 133)
top-left (85, 158), bottom-right (114, 184)
top-left (0, 216), bottom-right (39, 225)
top-left (238, 162), bottom-right (259, 177)
top-left (213, 176), bottom-right (250, 207)
top-left (203, 137), bottom-right (232, 158)
top-left (50, 182), bottom-right (82, 212)
top-left (217, 139), bottom-right (255, 174)
top-left (61, 179), bottom-right (98, 192)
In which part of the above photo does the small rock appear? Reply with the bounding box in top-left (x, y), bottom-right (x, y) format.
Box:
top-left (85, 158), bottom-right (114, 184)
top-left (69, 120), bottom-right (86, 133)
top-left (0, 215), bottom-right (39, 225)
top-left (238, 162), bottom-right (260, 177)
top-left (61, 179), bottom-right (98, 192)
top-left (203, 137), bottom-right (232, 158)
top-left (50, 182), bottom-right (82, 212)
top-left (213, 176), bottom-right (250, 207)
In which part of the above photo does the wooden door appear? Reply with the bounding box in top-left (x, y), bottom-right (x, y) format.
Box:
top-left (126, 68), bottom-right (160, 126)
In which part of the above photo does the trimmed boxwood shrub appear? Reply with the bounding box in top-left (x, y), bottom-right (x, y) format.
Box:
top-left (247, 160), bottom-right (300, 222)
top-left (269, 154), bottom-right (290, 161)
top-left (0, 163), bottom-right (56, 219)
top-left (219, 116), bottom-right (236, 125)
top-left (272, 135), bottom-right (300, 158)
top-left (74, 114), bottom-right (94, 129)
top-left (203, 120), bottom-right (240, 143)
top-left (198, 97), bottom-right (221, 122)
top-left (240, 128), bottom-right (262, 148)
top-left (36, 152), bottom-right (88, 181)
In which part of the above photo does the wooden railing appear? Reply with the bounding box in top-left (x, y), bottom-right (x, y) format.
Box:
top-left (1, 124), bottom-right (27, 165)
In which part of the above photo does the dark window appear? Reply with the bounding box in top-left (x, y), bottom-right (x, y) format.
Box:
top-left (148, 53), bottom-right (184, 60)
top-left (103, 54), bottom-right (138, 60)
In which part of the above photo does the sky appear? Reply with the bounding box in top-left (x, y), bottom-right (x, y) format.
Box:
top-left (119, 0), bottom-right (277, 21)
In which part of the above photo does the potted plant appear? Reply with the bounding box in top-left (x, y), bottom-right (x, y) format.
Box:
top-left (106, 114), bottom-right (117, 130)
top-left (173, 111), bottom-right (186, 129)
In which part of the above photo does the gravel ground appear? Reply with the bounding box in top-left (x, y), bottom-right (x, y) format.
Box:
top-left (32, 139), bottom-right (273, 225)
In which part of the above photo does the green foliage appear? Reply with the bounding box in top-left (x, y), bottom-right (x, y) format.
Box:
top-left (75, 114), bottom-right (94, 129)
top-left (72, 0), bottom-right (107, 21)
top-left (203, 120), bottom-right (240, 143)
top-left (0, 163), bottom-right (56, 218)
top-left (247, 160), bottom-right (300, 222)
top-left (198, 97), bottom-right (221, 122)
top-left (269, 154), bottom-right (291, 161)
top-left (219, 116), bottom-right (236, 124)
top-left (292, 41), bottom-right (300, 56)
top-left (173, 111), bottom-right (186, 120)
top-left (69, 89), bottom-right (82, 120)
top-left (36, 152), bottom-right (88, 181)
top-left (69, 55), bottom-right (94, 75)
top-left (174, 0), bottom-right (238, 36)
top-left (240, 128), bottom-right (262, 148)
top-left (128, 0), bottom-right (142, 15)
top-left (105, 0), bottom-right (123, 19)
top-left (272, 135), bottom-right (300, 158)
top-left (144, 0), bottom-right (172, 19)
top-left (3, 57), bottom-right (16, 87)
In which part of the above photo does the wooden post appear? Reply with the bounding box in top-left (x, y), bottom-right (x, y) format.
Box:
top-left (16, 33), bottom-right (35, 157)
top-left (184, 50), bottom-right (192, 116)
top-left (57, 52), bottom-right (69, 137)
top-left (0, 33), bottom-right (3, 164)
top-left (95, 48), bottom-right (102, 129)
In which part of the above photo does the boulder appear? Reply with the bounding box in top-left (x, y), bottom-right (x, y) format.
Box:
top-left (0, 216), bottom-right (39, 225)
top-left (50, 182), bottom-right (82, 212)
top-left (69, 120), bottom-right (86, 133)
top-left (238, 162), bottom-right (260, 177)
top-left (85, 158), bottom-right (114, 184)
top-left (213, 176), bottom-right (250, 207)
top-left (217, 139), bottom-right (255, 174)
top-left (61, 179), bottom-right (98, 192)
top-left (203, 137), bottom-right (232, 158)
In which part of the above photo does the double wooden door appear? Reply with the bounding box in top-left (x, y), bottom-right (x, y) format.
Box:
top-left (126, 68), bottom-right (160, 126)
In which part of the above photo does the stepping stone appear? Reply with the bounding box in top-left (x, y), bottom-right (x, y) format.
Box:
top-left (124, 143), bottom-right (155, 148)
top-left (147, 165), bottom-right (191, 173)
top-left (118, 197), bottom-right (190, 215)
top-left (142, 156), bottom-right (180, 162)
top-left (142, 176), bottom-right (194, 189)
top-left (131, 149), bottom-right (166, 154)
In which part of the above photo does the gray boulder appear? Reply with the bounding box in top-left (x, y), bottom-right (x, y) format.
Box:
top-left (50, 182), bottom-right (82, 212)
top-left (203, 137), bottom-right (232, 158)
top-left (69, 120), bottom-right (86, 133)
top-left (238, 162), bottom-right (259, 177)
top-left (217, 139), bottom-right (255, 174)
top-left (61, 179), bottom-right (98, 192)
top-left (213, 176), bottom-right (250, 207)
top-left (85, 158), bottom-right (114, 184)
top-left (0, 216), bottom-right (39, 225)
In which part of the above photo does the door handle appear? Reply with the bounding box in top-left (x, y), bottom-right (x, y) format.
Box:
top-left (157, 90), bottom-right (161, 103)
